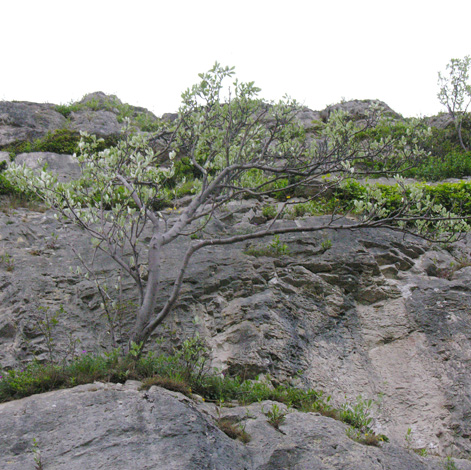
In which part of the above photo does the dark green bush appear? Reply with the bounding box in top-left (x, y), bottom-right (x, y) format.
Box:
top-left (32, 129), bottom-right (81, 155)
top-left (404, 151), bottom-right (471, 181)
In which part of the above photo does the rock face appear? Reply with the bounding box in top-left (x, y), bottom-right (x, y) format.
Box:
top-left (0, 92), bottom-right (157, 151)
top-left (1, 204), bottom-right (471, 461)
top-left (0, 101), bottom-right (67, 147)
top-left (1, 381), bottom-right (468, 470)
top-left (320, 99), bottom-right (402, 121)
top-left (426, 113), bottom-right (454, 129)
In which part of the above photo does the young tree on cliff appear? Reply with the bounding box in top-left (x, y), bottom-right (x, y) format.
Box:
top-left (438, 55), bottom-right (471, 151)
top-left (7, 63), bottom-right (469, 350)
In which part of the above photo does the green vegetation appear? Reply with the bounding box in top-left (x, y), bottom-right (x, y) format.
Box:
top-left (437, 55), bottom-right (471, 151)
top-left (55, 94), bottom-right (160, 131)
top-left (405, 150), bottom-right (471, 181)
top-left (216, 417), bottom-right (251, 443)
top-left (443, 456), bottom-right (459, 470)
top-left (1, 129), bottom-right (122, 158)
top-left (0, 334), bottom-right (386, 444)
top-left (262, 204), bottom-right (277, 219)
top-left (32, 438), bottom-right (44, 470)
top-left (0, 252), bottom-right (14, 271)
top-left (320, 238), bottom-right (333, 251)
top-left (245, 235), bottom-right (290, 257)
top-left (337, 179), bottom-right (471, 219)
top-left (264, 403), bottom-right (287, 429)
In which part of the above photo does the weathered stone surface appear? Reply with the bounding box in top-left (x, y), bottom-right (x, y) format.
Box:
top-left (1, 204), bottom-right (471, 460)
top-left (296, 107), bottom-right (322, 128)
top-left (0, 101), bottom-right (66, 147)
top-left (67, 109), bottom-right (122, 136)
top-left (0, 151), bottom-right (10, 164)
top-left (78, 91), bottom-right (122, 109)
top-left (426, 113), bottom-right (454, 129)
top-left (1, 381), bottom-right (467, 470)
top-left (14, 152), bottom-right (81, 182)
top-left (320, 99), bottom-right (402, 121)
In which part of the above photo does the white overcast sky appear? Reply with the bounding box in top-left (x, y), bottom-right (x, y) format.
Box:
top-left (1, 0), bottom-right (470, 118)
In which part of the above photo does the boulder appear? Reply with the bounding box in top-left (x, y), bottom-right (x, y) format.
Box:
top-left (296, 107), bottom-right (323, 128)
top-left (0, 151), bottom-right (10, 167)
top-left (425, 113), bottom-right (454, 130)
top-left (68, 110), bottom-right (122, 136)
top-left (14, 152), bottom-right (81, 182)
top-left (0, 381), bottom-right (465, 470)
top-left (320, 99), bottom-right (402, 121)
top-left (0, 101), bottom-right (66, 147)
top-left (78, 91), bottom-right (122, 109)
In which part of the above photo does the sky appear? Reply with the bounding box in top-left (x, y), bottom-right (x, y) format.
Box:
top-left (1, 0), bottom-right (470, 118)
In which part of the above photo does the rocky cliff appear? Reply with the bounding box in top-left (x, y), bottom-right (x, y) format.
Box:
top-left (1, 94), bottom-right (470, 469)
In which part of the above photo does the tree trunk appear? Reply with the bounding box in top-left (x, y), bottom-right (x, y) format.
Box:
top-left (128, 226), bottom-right (163, 347)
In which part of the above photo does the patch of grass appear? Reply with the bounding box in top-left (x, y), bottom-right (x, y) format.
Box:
top-left (262, 204), bottom-right (277, 219)
top-left (217, 418), bottom-right (251, 443)
top-left (345, 426), bottom-right (387, 447)
top-left (0, 252), bottom-right (14, 271)
top-left (140, 376), bottom-right (192, 396)
top-left (245, 235), bottom-right (289, 257)
top-left (443, 456), bottom-right (459, 470)
top-left (0, 337), bottom-right (386, 442)
top-left (2, 129), bottom-right (122, 158)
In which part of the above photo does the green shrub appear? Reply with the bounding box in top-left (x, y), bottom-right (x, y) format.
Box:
top-left (333, 179), bottom-right (471, 219)
top-left (32, 129), bottom-right (81, 155)
top-left (405, 151), bottom-right (471, 181)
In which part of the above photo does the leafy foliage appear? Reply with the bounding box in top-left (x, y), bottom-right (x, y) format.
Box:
top-left (405, 150), bottom-right (471, 181)
top-left (438, 56), bottom-right (471, 151)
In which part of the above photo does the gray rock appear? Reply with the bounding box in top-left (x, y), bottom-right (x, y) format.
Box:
top-left (14, 152), bottom-right (81, 182)
top-left (296, 107), bottom-right (322, 129)
top-left (425, 113), bottom-right (454, 129)
top-left (0, 151), bottom-right (10, 163)
top-left (0, 382), bottom-right (462, 470)
top-left (78, 91), bottom-right (122, 109)
top-left (0, 101), bottom-right (66, 147)
top-left (320, 99), bottom-right (402, 121)
top-left (68, 109), bottom-right (122, 136)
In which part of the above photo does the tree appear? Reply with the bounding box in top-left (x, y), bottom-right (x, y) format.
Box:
top-left (7, 63), bottom-right (469, 351)
top-left (438, 55), bottom-right (471, 151)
